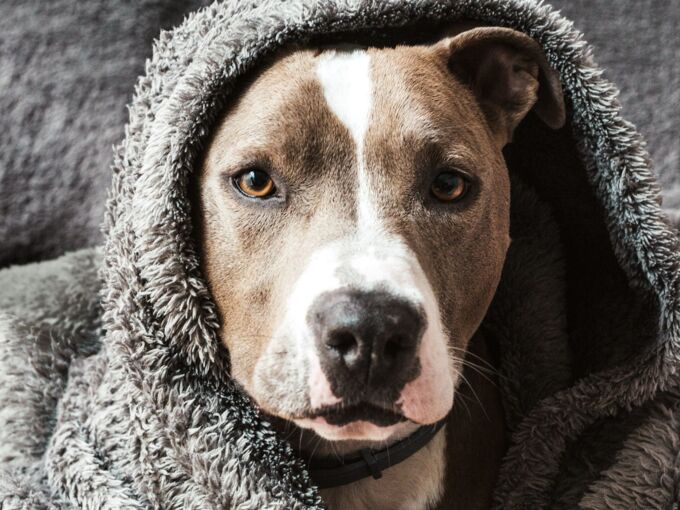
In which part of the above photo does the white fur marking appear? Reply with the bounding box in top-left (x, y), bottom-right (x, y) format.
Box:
top-left (316, 50), bottom-right (382, 234)
top-left (316, 50), bottom-right (372, 150)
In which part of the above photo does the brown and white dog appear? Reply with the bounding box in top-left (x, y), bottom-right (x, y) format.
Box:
top-left (198, 26), bottom-right (565, 510)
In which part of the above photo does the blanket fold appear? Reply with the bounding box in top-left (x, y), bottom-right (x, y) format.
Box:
top-left (1, 1), bottom-right (679, 508)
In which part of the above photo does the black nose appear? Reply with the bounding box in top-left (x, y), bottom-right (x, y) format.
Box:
top-left (307, 289), bottom-right (425, 402)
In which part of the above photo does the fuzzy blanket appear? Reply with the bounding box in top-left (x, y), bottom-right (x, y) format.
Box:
top-left (0, 0), bottom-right (678, 268)
top-left (1, 1), bottom-right (679, 509)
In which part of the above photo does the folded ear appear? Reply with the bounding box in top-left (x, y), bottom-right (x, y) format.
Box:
top-left (437, 27), bottom-right (566, 146)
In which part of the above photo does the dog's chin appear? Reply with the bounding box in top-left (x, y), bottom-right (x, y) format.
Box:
top-left (291, 402), bottom-right (413, 441)
top-left (294, 416), bottom-right (415, 442)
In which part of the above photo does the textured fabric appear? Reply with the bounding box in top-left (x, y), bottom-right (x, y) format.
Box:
top-left (0, 0), bottom-right (212, 267)
top-left (0, 1), bottom-right (679, 509)
top-left (0, 0), bottom-right (678, 268)
top-left (551, 0), bottom-right (680, 226)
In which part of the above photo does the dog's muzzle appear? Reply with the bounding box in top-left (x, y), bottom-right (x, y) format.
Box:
top-left (308, 288), bottom-right (425, 405)
top-left (253, 238), bottom-right (455, 439)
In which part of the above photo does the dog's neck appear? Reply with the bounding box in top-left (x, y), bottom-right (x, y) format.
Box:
top-left (319, 426), bottom-right (449, 510)
top-left (272, 332), bottom-right (505, 510)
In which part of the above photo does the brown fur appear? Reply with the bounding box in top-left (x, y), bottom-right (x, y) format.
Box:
top-left (197, 28), bottom-right (563, 509)
top-left (198, 51), bottom-right (357, 398)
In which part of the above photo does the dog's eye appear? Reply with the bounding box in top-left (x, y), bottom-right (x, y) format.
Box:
top-left (431, 171), bottom-right (469, 202)
top-left (234, 169), bottom-right (276, 198)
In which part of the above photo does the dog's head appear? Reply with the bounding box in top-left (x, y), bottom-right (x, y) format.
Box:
top-left (198, 27), bottom-right (564, 442)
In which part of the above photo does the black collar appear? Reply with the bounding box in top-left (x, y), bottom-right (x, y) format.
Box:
top-left (304, 418), bottom-right (448, 489)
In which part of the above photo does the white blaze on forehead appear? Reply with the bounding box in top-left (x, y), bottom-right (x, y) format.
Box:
top-left (316, 50), bottom-right (372, 149)
top-left (316, 49), bottom-right (382, 233)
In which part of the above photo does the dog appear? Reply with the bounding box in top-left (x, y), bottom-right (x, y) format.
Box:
top-left (198, 25), bottom-right (565, 510)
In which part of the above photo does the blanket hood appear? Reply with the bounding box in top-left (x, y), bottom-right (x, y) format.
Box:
top-left (46, 0), bottom-right (680, 508)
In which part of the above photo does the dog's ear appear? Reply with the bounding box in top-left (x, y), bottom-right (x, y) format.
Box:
top-left (436, 27), bottom-right (566, 146)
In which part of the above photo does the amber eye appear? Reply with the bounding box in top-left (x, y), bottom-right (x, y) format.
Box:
top-left (431, 171), bottom-right (469, 202)
top-left (234, 169), bottom-right (276, 198)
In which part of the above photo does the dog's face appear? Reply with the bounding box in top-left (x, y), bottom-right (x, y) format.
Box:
top-left (199, 28), bottom-right (564, 442)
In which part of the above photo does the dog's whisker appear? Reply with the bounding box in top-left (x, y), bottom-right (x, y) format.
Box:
top-left (457, 359), bottom-right (502, 388)
top-left (449, 351), bottom-right (503, 388)
top-left (459, 358), bottom-right (500, 378)
top-left (449, 346), bottom-right (501, 373)
top-left (309, 435), bottom-right (323, 459)
top-left (454, 391), bottom-right (474, 420)
top-left (330, 441), bottom-right (342, 463)
top-left (282, 423), bottom-right (298, 443)
top-left (455, 369), bottom-right (490, 421)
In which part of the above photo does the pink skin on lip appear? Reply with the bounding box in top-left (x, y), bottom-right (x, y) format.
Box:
top-left (295, 416), bottom-right (407, 441)
top-left (396, 329), bottom-right (455, 425)
top-left (396, 370), bottom-right (453, 426)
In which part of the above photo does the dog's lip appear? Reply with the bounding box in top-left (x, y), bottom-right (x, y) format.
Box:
top-left (294, 416), bottom-right (410, 442)
top-left (304, 402), bottom-right (407, 427)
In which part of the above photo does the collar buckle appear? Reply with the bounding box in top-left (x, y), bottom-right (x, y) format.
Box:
top-left (359, 448), bottom-right (383, 480)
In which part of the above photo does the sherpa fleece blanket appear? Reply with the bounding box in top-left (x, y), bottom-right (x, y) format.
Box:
top-left (1, 1), bottom-right (679, 508)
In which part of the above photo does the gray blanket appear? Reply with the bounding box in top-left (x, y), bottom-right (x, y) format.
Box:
top-left (1, 1), bottom-right (679, 509)
top-left (0, 0), bottom-right (678, 267)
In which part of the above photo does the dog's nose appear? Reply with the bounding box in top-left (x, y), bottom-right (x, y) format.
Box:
top-left (308, 289), bottom-right (425, 399)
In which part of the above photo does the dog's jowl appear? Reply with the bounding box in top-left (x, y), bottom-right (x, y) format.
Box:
top-left (199, 26), bottom-right (564, 510)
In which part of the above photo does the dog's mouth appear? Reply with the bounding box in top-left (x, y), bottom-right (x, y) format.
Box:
top-left (307, 403), bottom-right (407, 427)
